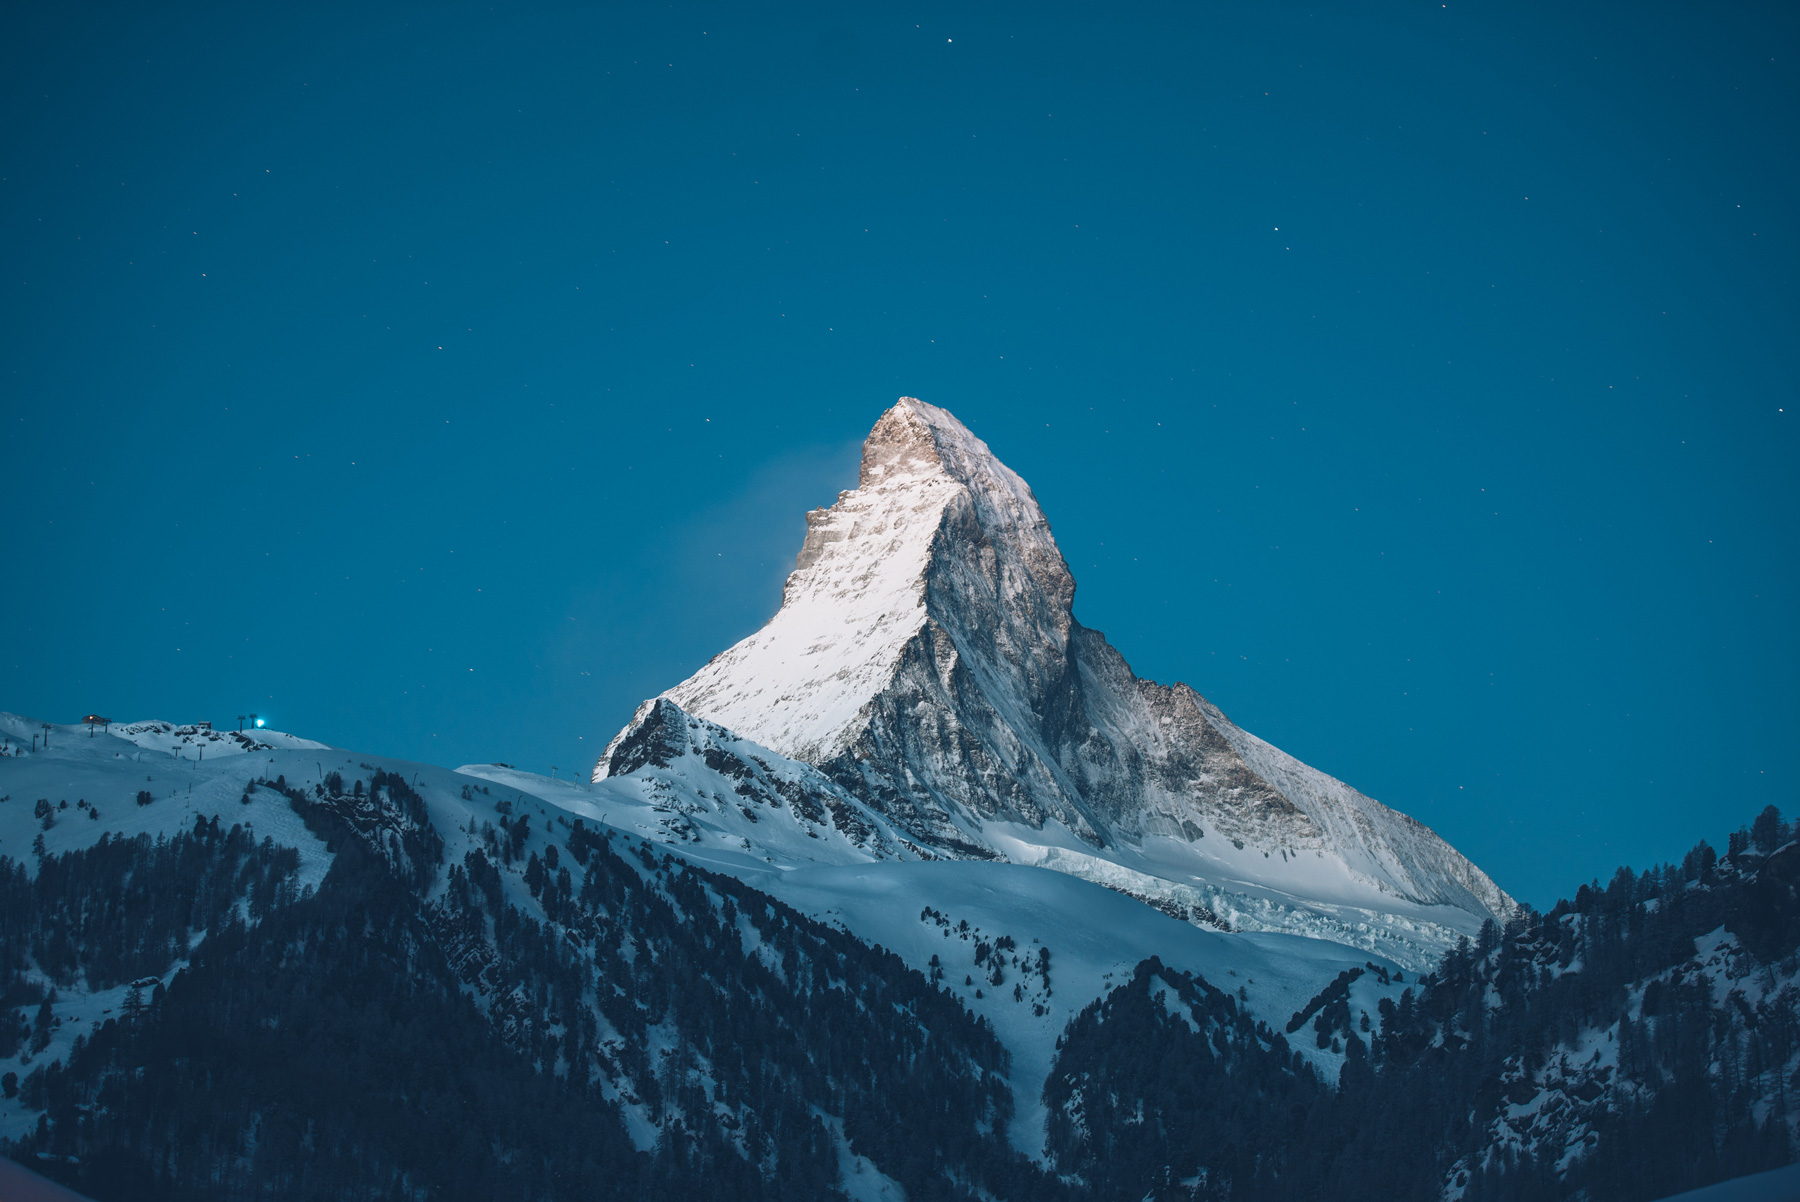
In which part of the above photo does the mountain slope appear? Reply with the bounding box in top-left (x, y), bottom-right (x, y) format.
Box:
top-left (1039, 820), bottom-right (1800, 1202)
top-left (605, 397), bottom-right (1511, 953)
top-left (6, 713), bottom-right (1792, 1201)
top-left (0, 715), bottom-right (1048, 1201)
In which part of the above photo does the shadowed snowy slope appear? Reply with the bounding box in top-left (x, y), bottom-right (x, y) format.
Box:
top-left (473, 750), bottom-right (1410, 1158)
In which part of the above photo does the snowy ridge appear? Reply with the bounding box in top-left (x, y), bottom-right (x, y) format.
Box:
top-left (522, 697), bottom-right (925, 868)
top-left (1195, 697), bottom-right (1514, 920)
top-left (0, 713), bottom-right (347, 1147)
top-left (606, 397), bottom-right (1514, 953)
top-left (0, 714), bottom-right (328, 763)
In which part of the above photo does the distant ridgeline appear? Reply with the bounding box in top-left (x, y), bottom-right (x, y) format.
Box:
top-left (4, 779), bottom-right (1799, 1201)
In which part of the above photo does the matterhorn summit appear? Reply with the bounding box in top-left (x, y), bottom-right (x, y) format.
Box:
top-left (599, 398), bottom-right (1512, 956)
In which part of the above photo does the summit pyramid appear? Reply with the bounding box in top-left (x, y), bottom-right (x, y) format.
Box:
top-left (599, 398), bottom-right (1512, 950)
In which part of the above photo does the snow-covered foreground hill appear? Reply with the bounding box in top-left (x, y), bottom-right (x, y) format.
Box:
top-left (468, 743), bottom-right (1419, 1156)
top-left (723, 861), bottom-right (1403, 1156)
top-left (3, 711), bottom-right (1036, 1198)
top-left (0, 712), bottom-right (1404, 1164)
top-left (4, 710), bottom-right (1796, 1201)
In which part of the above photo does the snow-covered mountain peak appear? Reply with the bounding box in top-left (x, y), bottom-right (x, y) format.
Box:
top-left (857, 396), bottom-right (950, 487)
top-left (612, 397), bottom-right (1514, 940)
top-left (859, 398), bottom-right (1053, 537)
top-left (661, 398), bottom-right (1069, 774)
top-left (857, 397), bottom-right (1072, 603)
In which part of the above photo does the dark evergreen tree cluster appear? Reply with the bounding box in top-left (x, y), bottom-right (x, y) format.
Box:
top-left (6, 782), bottom-right (1059, 1200)
top-left (13, 838), bottom-right (647, 1202)
top-left (0, 815), bottom-right (300, 1063)
top-left (1045, 957), bottom-right (1325, 1200)
top-left (915, 906), bottom-right (1055, 1013)
top-left (1044, 809), bottom-right (1800, 1202)
top-left (427, 826), bottom-right (1047, 1200)
top-left (281, 769), bottom-right (444, 891)
top-left (1284, 966), bottom-right (1365, 1050)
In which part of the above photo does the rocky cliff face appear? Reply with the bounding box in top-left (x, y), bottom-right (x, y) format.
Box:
top-left (603, 398), bottom-right (1513, 924)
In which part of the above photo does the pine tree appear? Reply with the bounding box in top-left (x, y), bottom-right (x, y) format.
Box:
top-left (1751, 805), bottom-right (1785, 854)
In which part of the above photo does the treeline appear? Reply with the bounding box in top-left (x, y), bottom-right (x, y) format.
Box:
top-left (0, 818), bottom-right (300, 1059)
top-left (428, 823), bottom-right (1044, 1200)
top-left (1045, 805), bottom-right (1800, 1201)
top-left (1045, 958), bottom-right (1326, 1200)
top-left (7, 782), bottom-right (1057, 1200)
top-left (15, 838), bottom-right (648, 1202)
top-left (274, 768), bottom-right (443, 891)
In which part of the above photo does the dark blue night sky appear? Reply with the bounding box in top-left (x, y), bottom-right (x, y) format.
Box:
top-left (2, 2), bottom-right (1794, 906)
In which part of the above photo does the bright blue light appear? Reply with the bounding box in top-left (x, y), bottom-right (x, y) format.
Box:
top-left (254, 719), bottom-right (265, 728)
